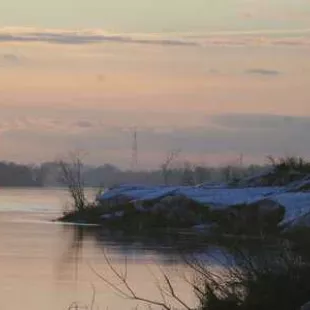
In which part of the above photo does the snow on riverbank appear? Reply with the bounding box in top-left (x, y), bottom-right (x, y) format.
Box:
top-left (97, 182), bottom-right (310, 226)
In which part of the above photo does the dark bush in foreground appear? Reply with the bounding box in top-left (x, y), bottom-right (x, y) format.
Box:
top-left (196, 244), bottom-right (310, 310)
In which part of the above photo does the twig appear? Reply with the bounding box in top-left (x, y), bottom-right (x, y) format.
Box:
top-left (88, 250), bottom-right (198, 310)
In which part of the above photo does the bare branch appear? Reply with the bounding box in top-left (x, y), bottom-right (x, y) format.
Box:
top-left (88, 250), bottom-right (198, 310)
top-left (90, 283), bottom-right (96, 310)
top-left (146, 265), bottom-right (169, 306)
top-left (160, 149), bottom-right (181, 185)
top-left (58, 151), bottom-right (87, 212)
top-left (88, 263), bottom-right (130, 300)
top-left (162, 273), bottom-right (192, 310)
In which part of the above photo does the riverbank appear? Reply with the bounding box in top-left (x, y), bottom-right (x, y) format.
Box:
top-left (58, 183), bottom-right (310, 237)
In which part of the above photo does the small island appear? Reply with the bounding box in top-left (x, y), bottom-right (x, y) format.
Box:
top-left (58, 156), bottom-right (310, 237)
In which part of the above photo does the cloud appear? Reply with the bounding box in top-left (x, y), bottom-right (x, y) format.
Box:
top-left (210, 113), bottom-right (310, 131)
top-left (0, 53), bottom-right (22, 66)
top-left (245, 68), bottom-right (281, 76)
top-left (75, 120), bottom-right (94, 128)
top-left (0, 27), bottom-right (309, 48)
top-left (3, 53), bottom-right (19, 62)
top-left (0, 29), bottom-right (197, 47)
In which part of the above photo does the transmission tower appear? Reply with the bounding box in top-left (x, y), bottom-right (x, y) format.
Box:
top-left (131, 129), bottom-right (138, 170)
top-left (239, 153), bottom-right (244, 167)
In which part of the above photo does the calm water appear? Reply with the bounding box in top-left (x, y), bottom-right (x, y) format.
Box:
top-left (0, 188), bottom-right (204, 310)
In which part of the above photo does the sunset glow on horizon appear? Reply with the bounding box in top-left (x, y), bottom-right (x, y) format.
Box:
top-left (1, 0), bottom-right (310, 168)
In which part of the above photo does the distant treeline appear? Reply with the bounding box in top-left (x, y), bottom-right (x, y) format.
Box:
top-left (0, 162), bottom-right (43, 187)
top-left (0, 160), bottom-right (267, 187)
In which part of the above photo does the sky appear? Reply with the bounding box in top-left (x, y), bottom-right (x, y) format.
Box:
top-left (1, 0), bottom-right (310, 168)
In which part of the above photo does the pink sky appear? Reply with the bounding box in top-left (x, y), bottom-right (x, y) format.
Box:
top-left (0, 27), bottom-right (310, 168)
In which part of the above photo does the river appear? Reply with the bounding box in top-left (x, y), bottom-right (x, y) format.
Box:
top-left (0, 188), bottom-right (209, 310)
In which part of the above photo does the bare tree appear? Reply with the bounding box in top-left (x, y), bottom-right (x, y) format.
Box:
top-left (222, 165), bottom-right (233, 183)
top-left (194, 166), bottom-right (211, 186)
top-left (160, 149), bottom-right (181, 185)
top-left (58, 151), bottom-right (87, 212)
top-left (181, 161), bottom-right (196, 186)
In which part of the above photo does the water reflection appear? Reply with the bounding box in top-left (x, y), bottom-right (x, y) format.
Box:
top-left (58, 225), bottom-right (84, 282)
top-left (0, 216), bottom-right (293, 310)
top-left (56, 225), bottom-right (201, 309)
top-left (57, 224), bottom-right (258, 285)
top-left (55, 225), bottom-right (288, 310)
top-left (58, 225), bottom-right (217, 273)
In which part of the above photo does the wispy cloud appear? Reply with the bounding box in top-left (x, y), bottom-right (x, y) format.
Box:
top-left (210, 113), bottom-right (310, 131)
top-left (245, 68), bottom-right (282, 76)
top-left (2, 53), bottom-right (19, 62)
top-left (0, 53), bottom-right (23, 66)
top-left (0, 27), bottom-right (309, 47)
top-left (75, 120), bottom-right (94, 128)
top-left (0, 28), bottom-right (197, 47)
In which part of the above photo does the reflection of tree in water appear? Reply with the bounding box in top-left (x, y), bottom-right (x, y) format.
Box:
top-left (93, 229), bottom-right (213, 264)
top-left (58, 225), bottom-right (282, 275)
top-left (57, 226), bottom-right (215, 273)
top-left (58, 225), bottom-right (285, 282)
top-left (57, 226), bottom-right (257, 272)
top-left (92, 230), bottom-right (286, 269)
top-left (57, 225), bottom-right (87, 281)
